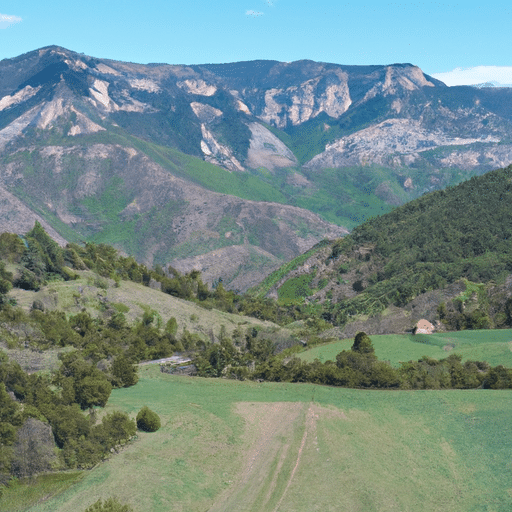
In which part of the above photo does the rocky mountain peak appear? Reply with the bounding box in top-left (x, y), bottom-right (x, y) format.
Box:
top-left (2, 47), bottom-right (512, 291)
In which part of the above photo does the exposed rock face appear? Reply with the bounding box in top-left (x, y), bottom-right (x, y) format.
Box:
top-left (363, 65), bottom-right (436, 100)
top-left (3, 46), bottom-right (512, 290)
top-left (177, 79), bottom-right (217, 96)
top-left (0, 85), bottom-right (40, 111)
top-left (246, 122), bottom-right (297, 170)
top-left (258, 71), bottom-right (352, 128)
top-left (190, 102), bottom-right (223, 123)
top-left (200, 124), bottom-right (245, 172)
top-left (305, 118), bottom-right (501, 169)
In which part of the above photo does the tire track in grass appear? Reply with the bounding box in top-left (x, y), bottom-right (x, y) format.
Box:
top-left (271, 403), bottom-right (315, 512)
top-left (207, 401), bottom-right (304, 512)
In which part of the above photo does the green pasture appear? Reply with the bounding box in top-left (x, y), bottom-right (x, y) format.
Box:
top-left (299, 329), bottom-right (512, 367)
top-left (19, 365), bottom-right (512, 512)
top-left (0, 472), bottom-right (84, 512)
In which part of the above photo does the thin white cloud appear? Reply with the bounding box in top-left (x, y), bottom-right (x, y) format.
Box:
top-left (432, 66), bottom-right (512, 87)
top-left (0, 13), bottom-right (22, 29)
top-left (246, 10), bottom-right (264, 17)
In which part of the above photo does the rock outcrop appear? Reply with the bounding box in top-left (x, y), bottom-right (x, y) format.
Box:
top-left (2, 46), bottom-right (512, 290)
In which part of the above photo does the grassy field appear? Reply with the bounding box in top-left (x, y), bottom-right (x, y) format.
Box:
top-left (16, 365), bottom-right (512, 512)
top-left (0, 472), bottom-right (84, 512)
top-left (299, 329), bottom-right (512, 368)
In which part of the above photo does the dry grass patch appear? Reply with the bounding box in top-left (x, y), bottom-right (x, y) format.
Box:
top-left (7, 273), bottom-right (287, 342)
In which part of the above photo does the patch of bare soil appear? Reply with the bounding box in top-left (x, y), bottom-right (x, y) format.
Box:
top-left (208, 402), bottom-right (347, 512)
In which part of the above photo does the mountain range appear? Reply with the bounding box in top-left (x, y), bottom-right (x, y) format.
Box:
top-left (2, 46), bottom-right (512, 290)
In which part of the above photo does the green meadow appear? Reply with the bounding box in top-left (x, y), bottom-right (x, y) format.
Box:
top-left (12, 364), bottom-right (512, 512)
top-left (299, 329), bottom-right (512, 368)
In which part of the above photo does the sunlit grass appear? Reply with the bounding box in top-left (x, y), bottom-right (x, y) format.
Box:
top-left (299, 329), bottom-right (512, 368)
top-left (23, 366), bottom-right (512, 512)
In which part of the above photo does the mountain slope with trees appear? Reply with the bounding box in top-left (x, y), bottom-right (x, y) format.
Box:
top-left (253, 164), bottom-right (512, 336)
top-left (3, 47), bottom-right (512, 290)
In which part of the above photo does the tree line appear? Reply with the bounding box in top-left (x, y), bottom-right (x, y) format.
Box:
top-left (193, 331), bottom-right (512, 390)
top-left (0, 223), bottom-right (314, 328)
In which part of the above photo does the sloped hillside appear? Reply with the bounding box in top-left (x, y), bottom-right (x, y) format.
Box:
top-left (3, 46), bottom-right (512, 290)
top-left (254, 165), bottom-right (512, 335)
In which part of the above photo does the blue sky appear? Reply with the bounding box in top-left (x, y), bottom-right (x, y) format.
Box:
top-left (1, 1), bottom-right (511, 85)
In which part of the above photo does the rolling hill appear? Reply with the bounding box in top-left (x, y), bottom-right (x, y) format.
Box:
top-left (5, 368), bottom-right (511, 512)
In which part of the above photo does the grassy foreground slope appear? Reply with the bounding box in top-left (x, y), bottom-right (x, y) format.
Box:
top-left (23, 366), bottom-right (512, 512)
top-left (299, 329), bottom-right (512, 368)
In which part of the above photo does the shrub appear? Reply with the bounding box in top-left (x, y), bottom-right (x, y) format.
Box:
top-left (352, 280), bottom-right (364, 292)
top-left (351, 332), bottom-right (375, 354)
top-left (14, 268), bottom-right (41, 291)
top-left (84, 497), bottom-right (134, 512)
top-left (111, 356), bottom-right (138, 388)
top-left (31, 299), bottom-right (45, 312)
top-left (136, 406), bottom-right (161, 432)
top-left (76, 374), bottom-right (112, 409)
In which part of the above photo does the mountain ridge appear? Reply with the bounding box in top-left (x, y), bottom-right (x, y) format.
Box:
top-left (2, 46), bottom-right (512, 290)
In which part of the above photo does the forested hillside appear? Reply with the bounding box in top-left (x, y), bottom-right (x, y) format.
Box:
top-left (254, 164), bottom-right (512, 334)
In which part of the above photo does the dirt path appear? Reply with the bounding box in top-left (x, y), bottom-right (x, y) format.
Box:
top-left (206, 401), bottom-right (345, 512)
top-left (138, 355), bottom-right (191, 366)
top-left (207, 402), bottom-right (305, 512)
top-left (271, 404), bottom-right (315, 512)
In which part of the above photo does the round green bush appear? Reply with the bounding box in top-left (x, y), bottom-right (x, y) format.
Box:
top-left (136, 406), bottom-right (161, 432)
